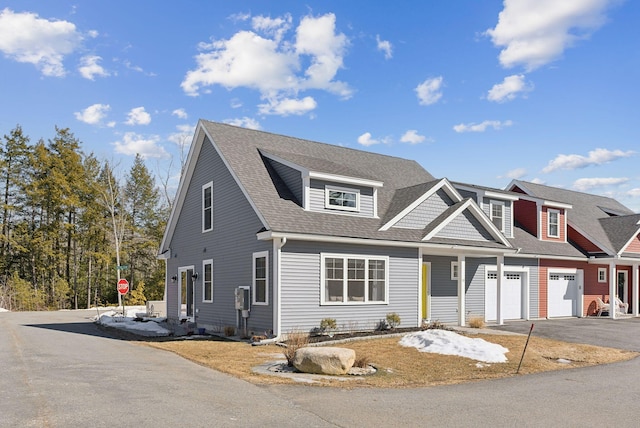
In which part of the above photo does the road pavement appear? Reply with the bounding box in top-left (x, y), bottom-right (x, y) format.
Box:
top-left (2, 310), bottom-right (640, 427)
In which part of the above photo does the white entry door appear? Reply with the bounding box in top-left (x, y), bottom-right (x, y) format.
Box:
top-left (486, 271), bottom-right (523, 321)
top-left (548, 272), bottom-right (578, 317)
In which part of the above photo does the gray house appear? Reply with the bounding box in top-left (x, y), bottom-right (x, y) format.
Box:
top-left (159, 120), bottom-right (520, 338)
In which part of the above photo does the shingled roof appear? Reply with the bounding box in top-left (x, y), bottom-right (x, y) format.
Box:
top-left (510, 180), bottom-right (638, 255)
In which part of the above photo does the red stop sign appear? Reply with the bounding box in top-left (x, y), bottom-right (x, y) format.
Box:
top-left (117, 278), bottom-right (129, 295)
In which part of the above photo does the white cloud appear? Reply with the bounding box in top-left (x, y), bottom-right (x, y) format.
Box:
top-left (168, 123), bottom-right (196, 146)
top-left (376, 34), bottom-right (392, 59)
top-left (74, 103), bottom-right (110, 125)
top-left (224, 117), bottom-right (261, 130)
top-left (573, 177), bottom-right (629, 192)
top-left (487, 74), bottom-right (532, 103)
top-left (181, 13), bottom-right (350, 116)
top-left (531, 178), bottom-right (545, 184)
top-left (125, 107), bottom-right (151, 125)
top-left (113, 132), bottom-right (167, 159)
top-left (503, 168), bottom-right (527, 179)
top-left (627, 188), bottom-right (640, 197)
top-left (543, 148), bottom-right (635, 173)
top-left (0, 8), bottom-right (83, 77)
top-left (78, 55), bottom-right (108, 80)
top-left (252, 14), bottom-right (292, 43)
top-left (400, 130), bottom-right (426, 144)
top-left (486, 0), bottom-right (616, 71)
top-left (258, 96), bottom-right (317, 116)
top-left (172, 108), bottom-right (188, 119)
top-left (453, 120), bottom-right (513, 133)
top-left (415, 76), bottom-right (443, 106)
top-left (357, 132), bottom-right (380, 147)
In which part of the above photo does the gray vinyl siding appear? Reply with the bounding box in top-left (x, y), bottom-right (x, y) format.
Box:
top-left (466, 258), bottom-right (491, 319)
top-left (457, 189), bottom-right (479, 203)
top-left (395, 189), bottom-right (454, 229)
top-left (436, 210), bottom-right (495, 241)
top-left (308, 179), bottom-right (375, 217)
top-left (424, 255), bottom-right (459, 324)
top-left (167, 136), bottom-right (273, 333)
top-left (279, 241), bottom-right (419, 333)
top-left (269, 159), bottom-right (303, 205)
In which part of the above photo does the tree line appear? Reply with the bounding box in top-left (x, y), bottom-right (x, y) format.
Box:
top-left (0, 125), bottom-right (170, 311)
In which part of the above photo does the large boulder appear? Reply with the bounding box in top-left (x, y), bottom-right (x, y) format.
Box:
top-left (293, 346), bottom-right (356, 375)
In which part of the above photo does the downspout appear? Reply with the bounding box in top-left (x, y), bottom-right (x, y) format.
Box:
top-left (254, 237), bottom-right (287, 345)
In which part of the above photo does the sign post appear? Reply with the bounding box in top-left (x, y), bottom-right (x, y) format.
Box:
top-left (117, 278), bottom-right (129, 316)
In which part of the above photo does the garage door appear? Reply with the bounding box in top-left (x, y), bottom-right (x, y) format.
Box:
top-left (548, 273), bottom-right (577, 317)
top-left (486, 272), bottom-right (523, 321)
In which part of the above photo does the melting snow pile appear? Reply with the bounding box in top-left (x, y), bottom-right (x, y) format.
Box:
top-left (399, 329), bottom-right (509, 363)
top-left (93, 306), bottom-right (171, 337)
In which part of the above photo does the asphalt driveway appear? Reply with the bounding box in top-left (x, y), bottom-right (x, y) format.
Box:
top-left (489, 316), bottom-right (640, 351)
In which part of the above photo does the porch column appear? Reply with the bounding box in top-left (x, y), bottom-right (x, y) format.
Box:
top-left (633, 263), bottom-right (639, 317)
top-left (458, 255), bottom-right (466, 326)
top-left (609, 262), bottom-right (617, 320)
top-left (497, 255), bottom-right (504, 325)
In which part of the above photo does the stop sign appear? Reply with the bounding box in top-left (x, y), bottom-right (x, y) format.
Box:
top-left (117, 278), bottom-right (129, 295)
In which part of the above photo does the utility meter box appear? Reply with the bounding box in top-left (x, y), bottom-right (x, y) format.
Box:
top-left (234, 287), bottom-right (250, 311)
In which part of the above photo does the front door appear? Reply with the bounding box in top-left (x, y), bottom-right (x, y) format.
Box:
top-left (178, 266), bottom-right (194, 320)
top-left (618, 270), bottom-right (628, 312)
top-left (422, 263), bottom-right (430, 321)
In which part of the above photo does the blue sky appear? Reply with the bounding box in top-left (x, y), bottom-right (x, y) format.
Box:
top-left (1, 1), bottom-right (638, 210)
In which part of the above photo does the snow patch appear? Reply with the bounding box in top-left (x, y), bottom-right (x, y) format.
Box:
top-left (399, 329), bottom-right (509, 363)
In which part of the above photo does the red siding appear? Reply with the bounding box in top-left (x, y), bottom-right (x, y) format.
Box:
top-left (568, 225), bottom-right (602, 253)
top-left (625, 234), bottom-right (640, 253)
top-left (514, 199), bottom-right (537, 236)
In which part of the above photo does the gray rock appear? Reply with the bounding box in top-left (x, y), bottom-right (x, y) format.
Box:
top-left (293, 347), bottom-right (356, 375)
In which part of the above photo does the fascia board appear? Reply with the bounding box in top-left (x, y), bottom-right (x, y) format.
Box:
top-left (379, 178), bottom-right (453, 231)
top-left (308, 171), bottom-right (383, 188)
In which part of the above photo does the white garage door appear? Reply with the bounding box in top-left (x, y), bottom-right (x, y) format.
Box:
top-left (486, 272), bottom-right (523, 321)
top-left (548, 273), bottom-right (577, 317)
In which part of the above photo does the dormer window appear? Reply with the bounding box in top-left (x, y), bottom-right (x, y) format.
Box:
top-left (325, 185), bottom-right (360, 212)
top-left (548, 209), bottom-right (560, 238)
top-left (490, 202), bottom-right (504, 232)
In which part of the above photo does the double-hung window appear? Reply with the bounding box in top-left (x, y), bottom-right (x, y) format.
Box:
top-left (325, 185), bottom-right (359, 212)
top-left (322, 254), bottom-right (388, 304)
top-left (547, 209), bottom-right (560, 238)
top-left (202, 182), bottom-right (213, 232)
top-left (598, 267), bottom-right (607, 283)
top-left (490, 202), bottom-right (504, 232)
top-left (253, 252), bottom-right (268, 305)
top-left (202, 259), bottom-right (213, 302)
top-left (451, 262), bottom-right (459, 280)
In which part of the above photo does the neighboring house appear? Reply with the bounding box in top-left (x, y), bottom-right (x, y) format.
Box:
top-left (159, 120), bottom-right (639, 336)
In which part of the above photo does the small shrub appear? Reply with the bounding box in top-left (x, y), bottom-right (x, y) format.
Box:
top-left (421, 319), bottom-right (452, 331)
top-left (375, 319), bottom-right (389, 331)
top-left (467, 316), bottom-right (485, 329)
top-left (281, 330), bottom-right (310, 367)
top-left (319, 318), bottom-right (337, 333)
top-left (223, 325), bottom-right (235, 336)
top-left (386, 312), bottom-right (401, 329)
top-left (353, 354), bottom-right (371, 368)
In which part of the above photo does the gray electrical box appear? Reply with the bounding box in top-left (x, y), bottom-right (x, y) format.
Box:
top-left (234, 287), bottom-right (250, 311)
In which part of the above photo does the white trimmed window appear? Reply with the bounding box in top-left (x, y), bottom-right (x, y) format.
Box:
top-left (203, 259), bottom-right (213, 302)
top-left (321, 254), bottom-right (388, 304)
top-left (253, 252), bottom-right (268, 305)
top-left (451, 262), bottom-right (459, 280)
top-left (202, 181), bottom-right (213, 232)
top-left (490, 202), bottom-right (504, 232)
top-left (598, 267), bottom-right (607, 283)
top-left (548, 209), bottom-right (560, 238)
top-left (325, 185), bottom-right (360, 212)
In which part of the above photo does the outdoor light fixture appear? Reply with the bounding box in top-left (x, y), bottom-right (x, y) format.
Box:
top-left (171, 275), bottom-right (177, 283)
top-left (191, 272), bottom-right (198, 280)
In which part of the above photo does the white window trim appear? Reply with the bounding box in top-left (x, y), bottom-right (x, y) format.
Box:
top-left (451, 262), bottom-right (459, 280)
top-left (547, 208), bottom-right (560, 238)
top-left (202, 181), bottom-right (213, 233)
top-left (202, 259), bottom-right (213, 303)
top-left (598, 267), bottom-right (607, 283)
top-left (325, 185), bottom-right (360, 212)
top-left (490, 201), bottom-right (505, 233)
top-left (320, 253), bottom-right (389, 305)
top-left (252, 251), bottom-right (269, 306)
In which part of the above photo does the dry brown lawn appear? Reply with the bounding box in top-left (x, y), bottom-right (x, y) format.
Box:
top-left (145, 332), bottom-right (637, 388)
